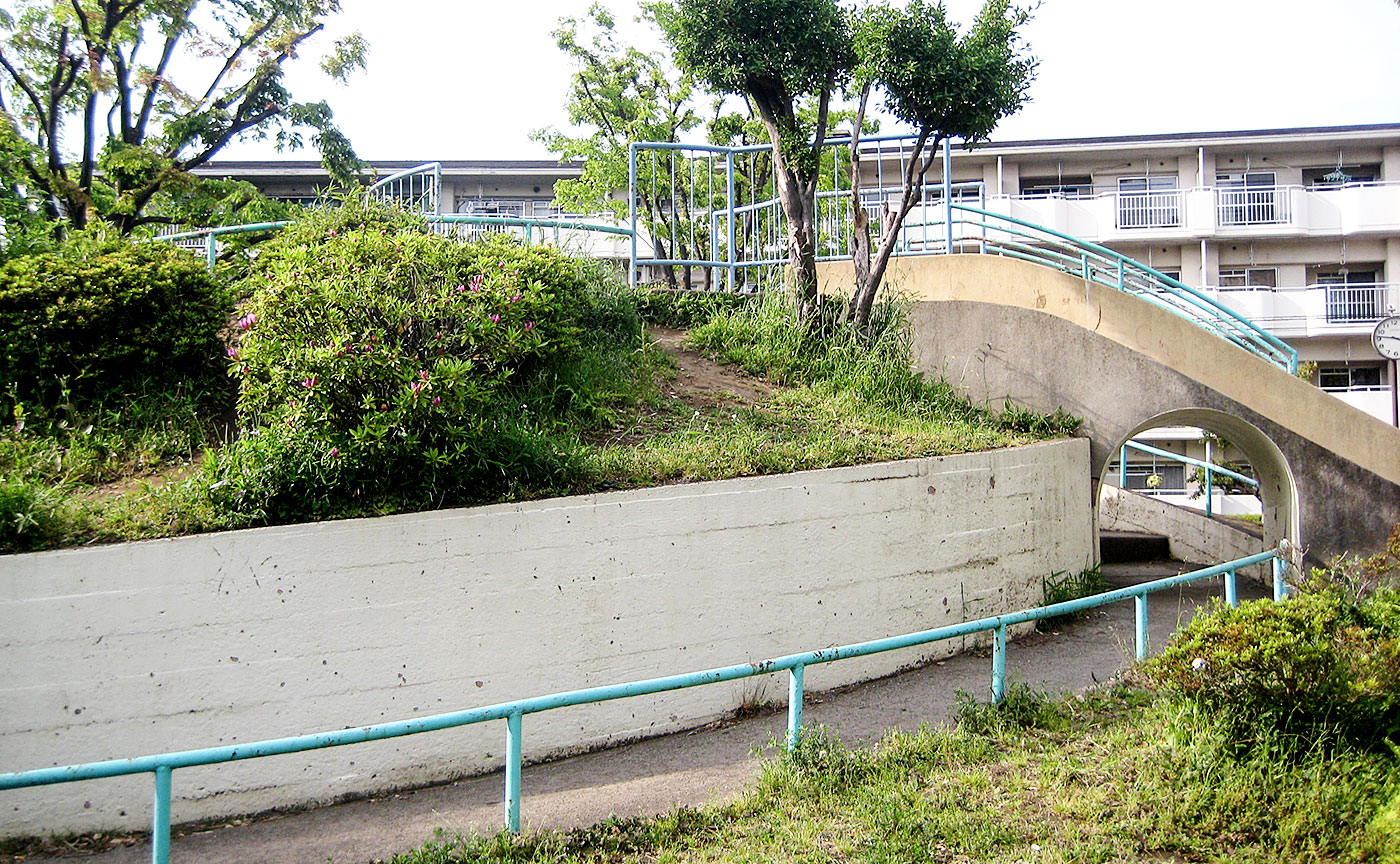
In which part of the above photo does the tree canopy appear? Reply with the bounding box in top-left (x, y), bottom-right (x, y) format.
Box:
top-left (0, 0), bottom-right (367, 235)
top-left (846, 0), bottom-right (1035, 326)
top-left (655, 0), bottom-right (854, 321)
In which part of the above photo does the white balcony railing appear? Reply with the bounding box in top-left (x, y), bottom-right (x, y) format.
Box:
top-left (991, 181), bottom-right (1400, 239)
top-left (1216, 186), bottom-right (1292, 226)
top-left (1208, 283), bottom-right (1399, 337)
top-left (1116, 190), bottom-right (1184, 229)
top-left (1323, 283), bottom-right (1395, 323)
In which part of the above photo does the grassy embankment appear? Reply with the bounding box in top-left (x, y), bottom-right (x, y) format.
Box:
top-left (2, 219), bottom-right (1075, 554)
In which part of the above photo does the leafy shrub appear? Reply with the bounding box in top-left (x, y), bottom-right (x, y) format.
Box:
top-left (218, 205), bottom-right (633, 521)
top-left (1140, 586), bottom-right (1400, 749)
top-left (0, 233), bottom-right (228, 407)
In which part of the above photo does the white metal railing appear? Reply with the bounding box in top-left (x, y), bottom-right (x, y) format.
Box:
top-left (1115, 190), bottom-right (1183, 229)
top-left (1322, 282), bottom-right (1397, 323)
top-left (367, 162), bottom-right (441, 216)
top-left (1216, 186), bottom-right (1292, 226)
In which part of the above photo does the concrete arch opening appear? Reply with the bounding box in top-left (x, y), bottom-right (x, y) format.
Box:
top-left (816, 254), bottom-right (1400, 566)
top-left (1098, 409), bottom-right (1299, 560)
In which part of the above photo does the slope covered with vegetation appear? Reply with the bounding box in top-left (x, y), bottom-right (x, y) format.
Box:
top-left (1, 202), bottom-right (1076, 554)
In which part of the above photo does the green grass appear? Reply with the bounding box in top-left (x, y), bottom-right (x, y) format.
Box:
top-left (388, 686), bottom-right (1400, 864)
top-left (2, 287), bottom-right (1077, 553)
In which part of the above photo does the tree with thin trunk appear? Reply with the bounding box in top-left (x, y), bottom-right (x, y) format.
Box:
top-left (0, 0), bottom-right (366, 235)
top-left (534, 3), bottom-right (703, 289)
top-left (845, 0), bottom-right (1034, 328)
top-left (654, 0), bottom-right (854, 323)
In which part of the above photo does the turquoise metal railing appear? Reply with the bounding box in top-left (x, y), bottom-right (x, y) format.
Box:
top-left (629, 136), bottom-right (1298, 375)
top-left (160, 215), bottom-right (634, 271)
top-left (159, 221), bottom-right (294, 270)
top-left (0, 548), bottom-right (1288, 862)
top-left (367, 162), bottom-right (442, 216)
top-left (1116, 439), bottom-right (1259, 519)
top-left (947, 203), bottom-right (1299, 374)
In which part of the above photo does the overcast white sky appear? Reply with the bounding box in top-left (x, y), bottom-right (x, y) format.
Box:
top-left (219, 0), bottom-right (1400, 163)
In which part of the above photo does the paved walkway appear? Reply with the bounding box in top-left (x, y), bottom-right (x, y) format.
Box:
top-left (24, 562), bottom-right (1267, 864)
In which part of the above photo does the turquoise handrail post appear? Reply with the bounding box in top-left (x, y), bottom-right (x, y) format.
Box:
top-left (152, 766), bottom-right (172, 864)
top-left (991, 623), bottom-right (1007, 703)
top-left (505, 712), bottom-right (522, 833)
top-left (628, 143), bottom-right (639, 289)
top-left (1272, 554), bottom-right (1288, 601)
top-left (942, 137), bottom-right (953, 254)
top-left (1117, 258), bottom-right (1125, 291)
top-left (1225, 568), bottom-right (1239, 607)
top-left (1120, 445), bottom-right (1128, 489)
top-left (787, 664), bottom-right (805, 748)
top-left (1205, 464), bottom-right (1214, 517)
top-left (206, 235), bottom-right (217, 271)
top-left (1134, 595), bottom-right (1148, 661)
top-left (726, 150), bottom-right (736, 292)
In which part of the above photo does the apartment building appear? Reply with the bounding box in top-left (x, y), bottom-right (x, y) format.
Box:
top-left (199, 158), bottom-right (580, 216)
top-left (914, 122), bottom-right (1400, 513)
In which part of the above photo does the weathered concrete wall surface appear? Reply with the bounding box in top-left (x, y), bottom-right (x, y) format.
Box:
top-left (0, 440), bottom-right (1091, 837)
top-left (1098, 486), bottom-right (1266, 577)
top-left (818, 255), bottom-right (1400, 565)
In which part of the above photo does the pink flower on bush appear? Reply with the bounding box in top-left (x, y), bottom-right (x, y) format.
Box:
top-left (470, 274), bottom-right (484, 293)
top-left (226, 347), bottom-right (241, 360)
top-left (432, 396), bottom-right (441, 405)
top-left (237, 313), bottom-right (257, 330)
top-left (523, 321), bottom-right (535, 332)
top-left (509, 293), bottom-right (522, 303)
top-left (301, 375), bottom-right (317, 388)
top-left (328, 447), bottom-right (339, 458)
top-left (456, 284), bottom-right (466, 293)
top-left (489, 313), bottom-right (500, 324)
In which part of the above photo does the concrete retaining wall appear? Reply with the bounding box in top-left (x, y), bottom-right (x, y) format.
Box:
top-left (1, 439), bottom-right (1091, 837)
top-left (1098, 485), bottom-right (1267, 577)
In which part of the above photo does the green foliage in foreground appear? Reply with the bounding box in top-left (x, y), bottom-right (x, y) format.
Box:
top-left (389, 686), bottom-right (1400, 864)
top-left (0, 234), bottom-right (228, 407)
top-left (1141, 583), bottom-right (1400, 750)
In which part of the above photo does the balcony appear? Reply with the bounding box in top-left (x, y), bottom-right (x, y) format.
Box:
top-left (1325, 386), bottom-right (1395, 420)
top-left (1216, 186), bottom-right (1291, 227)
top-left (987, 182), bottom-right (1400, 242)
top-left (1207, 283), bottom-right (1399, 338)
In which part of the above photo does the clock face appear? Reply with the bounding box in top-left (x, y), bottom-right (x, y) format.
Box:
top-left (1375, 316), bottom-right (1400, 361)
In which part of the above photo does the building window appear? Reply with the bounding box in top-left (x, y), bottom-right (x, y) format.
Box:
top-left (1303, 164), bottom-right (1380, 187)
top-left (1216, 171), bottom-right (1283, 225)
top-left (1116, 176), bottom-right (1180, 229)
top-left (1218, 267), bottom-right (1277, 290)
top-left (1020, 176), bottom-right (1095, 198)
top-left (1316, 269), bottom-right (1385, 323)
top-left (1319, 365), bottom-right (1384, 391)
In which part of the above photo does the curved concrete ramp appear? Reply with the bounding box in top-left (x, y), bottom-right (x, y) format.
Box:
top-left (820, 255), bottom-right (1400, 565)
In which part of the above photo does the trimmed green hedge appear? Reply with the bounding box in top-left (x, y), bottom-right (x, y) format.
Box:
top-left (0, 239), bottom-right (227, 405)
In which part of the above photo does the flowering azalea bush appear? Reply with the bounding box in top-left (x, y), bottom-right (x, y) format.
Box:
top-left (212, 203), bottom-right (629, 520)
